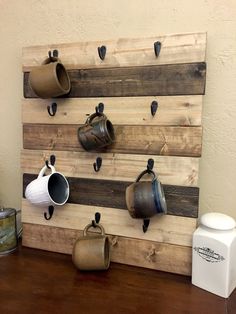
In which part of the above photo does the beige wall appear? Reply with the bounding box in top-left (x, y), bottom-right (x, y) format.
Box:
top-left (0, 0), bottom-right (236, 218)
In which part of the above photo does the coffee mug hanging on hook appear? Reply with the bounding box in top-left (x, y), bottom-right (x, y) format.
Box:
top-left (29, 50), bottom-right (71, 98)
top-left (77, 109), bottom-right (115, 151)
top-left (125, 168), bottom-right (167, 219)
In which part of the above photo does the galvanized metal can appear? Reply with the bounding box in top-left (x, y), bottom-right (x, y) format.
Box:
top-left (0, 208), bottom-right (21, 255)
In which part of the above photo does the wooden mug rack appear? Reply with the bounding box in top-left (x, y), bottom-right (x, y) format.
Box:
top-left (21, 32), bottom-right (207, 275)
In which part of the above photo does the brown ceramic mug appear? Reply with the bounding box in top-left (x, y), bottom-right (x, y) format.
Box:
top-left (72, 223), bottom-right (110, 271)
top-left (29, 56), bottom-right (71, 98)
top-left (125, 169), bottom-right (167, 219)
top-left (77, 112), bottom-right (115, 151)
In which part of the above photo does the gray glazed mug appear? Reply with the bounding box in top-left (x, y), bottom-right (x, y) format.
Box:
top-left (126, 169), bottom-right (167, 219)
top-left (77, 112), bottom-right (115, 151)
top-left (29, 56), bottom-right (71, 98)
top-left (72, 223), bottom-right (110, 271)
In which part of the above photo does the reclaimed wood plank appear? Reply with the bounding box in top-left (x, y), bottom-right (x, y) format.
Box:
top-left (21, 199), bottom-right (196, 247)
top-left (23, 174), bottom-right (199, 218)
top-left (22, 223), bottom-right (192, 275)
top-left (22, 32), bottom-right (207, 71)
top-left (24, 63), bottom-right (206, 98)
top-left (21, 150), bottom-right (199, 187)
top-left (22, 96), bottom-right (203, 126)
top-left (23, 124), bottom-right (202, 157)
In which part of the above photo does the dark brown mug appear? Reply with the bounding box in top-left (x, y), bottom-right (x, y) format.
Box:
top-left (77, 112), bottom-right (115, 151)
top-left (125, 169), bottom-right (167, 219)
top-left (72, 223), bottom-right (110, 271)
top-left (29, 56), bottom-right (71, 98)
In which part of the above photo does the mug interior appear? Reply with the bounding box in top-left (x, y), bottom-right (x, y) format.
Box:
top-left (105, 120), bottom-right (115, 141)
top-left (48, 173), bottom-right (69, 205)
top-left (56, 63), bottom-right (70, 91)
top-left (104, 237), bottom-right (110, 269)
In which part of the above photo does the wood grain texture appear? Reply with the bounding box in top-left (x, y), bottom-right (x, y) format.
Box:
top-left (22, 223), bottom-right (192, 275)
top-left (1, 245), bottom-right (230, 314)
top-left (24, 63), bottom-right (206, 98)
top-left (21, 150), bottom-right (199, 187)
top-left (23, 174), bottom-right (199, 218)
top-left (22, 96), bottom-right (203, 126)
top-left (21, 199), bottom-right (196, 247)
top-left (22, 32), bottom-right (207, 71)
top-left (23, 124), bottom-right (202, 157)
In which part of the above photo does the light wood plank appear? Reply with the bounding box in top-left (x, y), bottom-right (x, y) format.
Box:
top-left (24, 63), bottom-right (206, 98)
top-left (22, 96), bottom-right (202, 126)
top-left (21, 199), bottom-right (196, 247)
top-left (22, 223), bottom-right (192, 275)
top-left (23, 124), bottom-right (202, 157)
top-left (21, 150), bottom-right (199, 187)
top-left (22, 32), bottom-right (206, 71)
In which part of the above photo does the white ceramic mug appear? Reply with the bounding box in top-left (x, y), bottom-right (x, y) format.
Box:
top-left (25, 165), bottom-right (69, 207)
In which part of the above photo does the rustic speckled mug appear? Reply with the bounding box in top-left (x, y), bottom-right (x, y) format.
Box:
top-left (126, 169), bottom-right (167, 219)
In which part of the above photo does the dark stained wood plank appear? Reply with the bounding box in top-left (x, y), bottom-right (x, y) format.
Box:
top-left (23, 174), bottom-right (199, 218)
top-left (24, 62), bottom-right (206, 98)
top-left (23, 124), bottom-right (202, 157)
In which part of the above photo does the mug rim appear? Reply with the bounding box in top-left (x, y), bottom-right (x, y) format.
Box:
top-left (47, 171), bottom-right (70, 206)
top-left (53, 62), bottom-right (71, 94)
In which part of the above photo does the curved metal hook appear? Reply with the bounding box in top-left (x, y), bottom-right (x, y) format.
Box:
top-left (154, 41), bottom-right (161, 57)
top-left (47, 103), bottom-right (57, 116)
top-left (151, 101), bottom-right (158, 116)
top-left (98, 45), bottom-right (106, 60)
top-left (143, 219), bottom-right (150, 233)
top-left (95, 103), bottom-right (104, 114)
top-left (45, 155), bottom-right (56, 169)
top-left (93, 157), bottom-right (102, 172)
top-left (44, 206), bottom-right (54, 220)
top-left (48, 49), bottom-right (59, 59)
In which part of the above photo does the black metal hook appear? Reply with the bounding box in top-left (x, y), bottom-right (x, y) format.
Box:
top-left (92, 212), bottom-right (101, 227)
top-left (151, 101), bottom-right (158, 117)
top-left (93, 157), bottom-right (102, 172)
top-left (48, 49), bottom-right (59, 59)
top-left (147, 158), bottom-right (154, 172)
top-left (47, 102), bottom-right (57, 116)
top-left (98, 45), bottom-right (106, 60)
top-left (45, 155), bottom-right (56, 169)
top-left (44, 205), bottom-right (54, 220)
top-left (143, 219), bottom-right (150, 233)
top-left (154, 41), bottom-right (161, 57)
top-left (95, 103), bottom-right (104, 114)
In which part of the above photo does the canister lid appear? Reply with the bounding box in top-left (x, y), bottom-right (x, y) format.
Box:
top-left (0, 208), bottom-right (16, 219)
top-left (200, 212), bottom-right (236, 230)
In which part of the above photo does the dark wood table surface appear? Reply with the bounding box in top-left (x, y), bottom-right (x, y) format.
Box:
top-left (0, 243), bottom-right (235, 314)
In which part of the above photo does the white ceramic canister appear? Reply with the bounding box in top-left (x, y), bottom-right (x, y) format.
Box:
top-left (192, 212), bottom-right (236, 298)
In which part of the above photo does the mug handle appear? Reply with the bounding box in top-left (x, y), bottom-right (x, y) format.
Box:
top-left (37, 164), bottom-right (56, 178)
top-left (85, 112), bottom-right (105, 125)
top-left (83, 223), bottom-right (105, 237)
top-left (136, 169), bottom-right (157, 183)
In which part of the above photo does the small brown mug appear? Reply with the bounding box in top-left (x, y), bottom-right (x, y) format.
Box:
top-left (72, 223), bottom-right (110, 271)
top-left (126, 169), bottom-right (167, 219)
top-left (29, 56), bottom-right (71, 98)
top-left (77, 112), bottom-right (115, 151)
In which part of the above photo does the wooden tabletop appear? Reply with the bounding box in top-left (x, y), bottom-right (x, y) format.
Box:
top-left (0, 244), bottom-right (235, 314)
